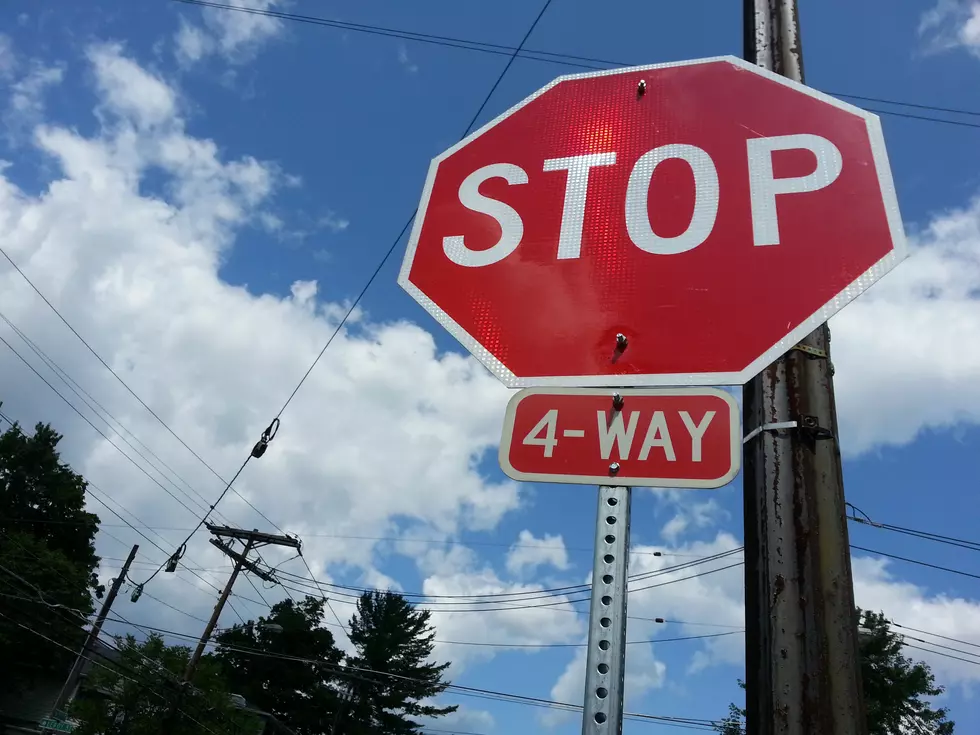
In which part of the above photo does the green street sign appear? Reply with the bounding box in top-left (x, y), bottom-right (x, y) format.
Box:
top-left (39, 718), bottom-right (77, 733)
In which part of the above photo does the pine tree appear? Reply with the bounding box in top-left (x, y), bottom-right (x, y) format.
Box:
top-left (213, 596), bottom-right (345, 734)
top-left (344, 591), bottom-right (457, 735)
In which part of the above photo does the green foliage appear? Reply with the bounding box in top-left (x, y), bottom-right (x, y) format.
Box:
top-left (213, 595), bottom-right (345, 734)
top-left (0, 421), bottom-right (102, 693)
top-left (860, 610), bottom-right (954, 735)
top-left (71, 634), bottom-right (255, 735)
top-left (344, 591), bottom-right (457, 735)
top-left (716, 611), bottom-right (955, 734)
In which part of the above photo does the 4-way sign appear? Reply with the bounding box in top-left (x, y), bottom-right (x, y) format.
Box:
top-left (499, 388), bottom-right (740, 488)
top-left (398, 55), bottom-right (907, 388)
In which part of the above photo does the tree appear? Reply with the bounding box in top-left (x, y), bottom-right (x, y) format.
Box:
top-left (344, 591), bottom-right (457, 735)
top-left (213, 595), bottom-right (345, 733)
top-left (0, 421), bottom-right (103, 694)
top-left (717, 609), bottom-right (955, 734)
top-left (859, 610), bottom-right (954, 735)
top-left (71, 634), bottom-right (252, 735)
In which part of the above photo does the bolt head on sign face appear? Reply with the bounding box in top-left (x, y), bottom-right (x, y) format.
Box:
top-left (397, 56), bottom-right (908, 387)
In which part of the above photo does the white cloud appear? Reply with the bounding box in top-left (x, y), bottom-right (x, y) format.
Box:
top-left (505, 530), bottom-right (570, 576)
top-left (919, 1), bottom-right (980, 55)
top-left (88, 43), bottom-right (177, 129)
top-left (0, 34), bottom-right (15, 79)
top-left (4, 59), bottom-right (63, 140)
top-left (398, 44), bottom-right (419, 74)
top-left (0, 43), bottom-right (518, 640)
top-left (418, 706), bottom-right (495, 733)
top-left (853, 555), bottom-right (980, 688)
top-left (543, 625), bottom-right (667, 728)
top-left (173, 0), bottom-right (285, 66)
top-left (418, 545), bottom-right (584, 672)
top-left (318, 212), bottom-right (349, 233)
top-left (831, 195), bottom-right (980, 454)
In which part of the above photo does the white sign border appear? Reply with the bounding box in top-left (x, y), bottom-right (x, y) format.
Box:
top-left (397, 55), bottom-right (909, 388)
top-left (497, 387), bottom-right (741, 489)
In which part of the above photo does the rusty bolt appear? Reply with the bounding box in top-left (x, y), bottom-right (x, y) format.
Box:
top-left (612, 392), bottom-right (624, 410)
top-left (637, 79), bottom-right (647, 96)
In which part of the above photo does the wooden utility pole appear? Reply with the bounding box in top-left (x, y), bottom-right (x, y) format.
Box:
top-left (741, 2), bottom-right (867, 734)
top-left (53, 544), bottom-right (139, 712)
top-left (182, 525), bottom-right (300, 683)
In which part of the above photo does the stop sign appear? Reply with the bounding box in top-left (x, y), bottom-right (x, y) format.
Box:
top-left (398, 56), bottom-right (907, 387)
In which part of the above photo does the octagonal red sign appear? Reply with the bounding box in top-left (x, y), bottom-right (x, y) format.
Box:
top-left (398, 56), bottom-right (908, 387)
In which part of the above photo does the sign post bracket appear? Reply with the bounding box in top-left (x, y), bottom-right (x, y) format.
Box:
top-left (581, 485), bottom-right (631, 735)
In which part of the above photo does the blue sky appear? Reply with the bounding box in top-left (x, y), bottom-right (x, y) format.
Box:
top-left (1, 0), bottom-right (980, 733)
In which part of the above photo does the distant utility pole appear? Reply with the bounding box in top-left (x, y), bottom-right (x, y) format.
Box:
top-left (741, 2), bottom-right (867, 735)
top-left (183, 525), bottom-right (301, 683)
top-left (53, 544), bottom-right (139, 713)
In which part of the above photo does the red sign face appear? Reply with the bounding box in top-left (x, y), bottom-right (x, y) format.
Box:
top-left (499, 388), bottom-right (740, 488)
top-left (398, 56), bottom-right (907, 387)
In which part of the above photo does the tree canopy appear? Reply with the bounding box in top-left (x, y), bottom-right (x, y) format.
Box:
top-left (344, 590), bottom-right (457, 735)
top-left (71, 634), bottom-right (252, 735)
top-left (213, 595), bottom-right (345, 734)
top-left (0, 421), bottom-right (102, 693)
top-left (717, 608), bottom-right (955, 734)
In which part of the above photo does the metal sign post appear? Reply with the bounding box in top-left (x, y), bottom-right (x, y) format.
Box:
top-left (581, 485), bottom-right (631, 734)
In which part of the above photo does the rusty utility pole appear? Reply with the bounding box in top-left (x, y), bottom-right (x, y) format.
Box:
top-left (741, 2), bottom-right (868, 734)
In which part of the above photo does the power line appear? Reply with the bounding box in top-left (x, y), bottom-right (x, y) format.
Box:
top-left (848, 510), bottom-right (980, 553)
top-left (1, 516), bottom-right (700, 558)
top-left (0, 332), bottom-right (214, 520)
top-left (0, 246), bottom-right (286, 534)
top-left (173, 0), bottom-right (980, 128)
top-left (268, 0), bottom-right (555, 419)
top-left (0, 311), bottom-right (234, 526)
top-left (272, 548), bottom-right (743, 605)
top-left (850, 544), bottom-right (980, 582)
top-left (892, 622), bottom-right (980, 651)
top-left (0, 609), bottom-right (232, 735)
top-left (277, 559), bottom-right (745, 614)
top-left (96, 617), bottom-right (722, 730)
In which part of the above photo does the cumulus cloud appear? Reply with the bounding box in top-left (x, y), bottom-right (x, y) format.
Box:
top-left (831, 194), bottom-right (980, 454)
top-left (505, 530), bottom-right (570, 575)
top-left (173, 0), bottom-right (285, 66)
top-left (919, 1), bottom-right (980, 56)
top-left (417, 544), bottom-right (584, 672)
top-left (853, 555), bottom-right (980, 688)
top-left (0, 43), bottom-right (516, 639)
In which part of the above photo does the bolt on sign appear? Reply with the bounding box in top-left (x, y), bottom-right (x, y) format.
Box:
top-left (397, 55), bottom-right (907, 388)
top-left (499, 388), bottom-right (740, 488)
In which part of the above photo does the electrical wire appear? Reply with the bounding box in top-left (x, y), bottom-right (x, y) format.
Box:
top-left (173, 0), bottom-right (980, 128)
top-left (892, 622), bottom-right (980, 651)
top-left (268, 0), bottom-right (554, 420)
top-left (0, 310), bottom-right (235, 527)
top-left (848, 510), bottom-right (980, 553)
top-left (850, 544), bottom-right (980, 582)
top-left (0, 332), bottom-right (213, 520)
top-left (96, 613), bottom-right (742, 650)
top-left (270, 549), bottom-right (743, 608)
top-left (92, 617), bottom-right (722, 730)
top-left (0, 246), bottom-right (287, 534)
top-left (0, 610), bottom-right (231, 735)
top-left (1, 517), bottom-right (699, 558)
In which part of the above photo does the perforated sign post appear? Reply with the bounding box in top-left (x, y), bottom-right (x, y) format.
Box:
top-left (397, 55), bottom-right (907, 735)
